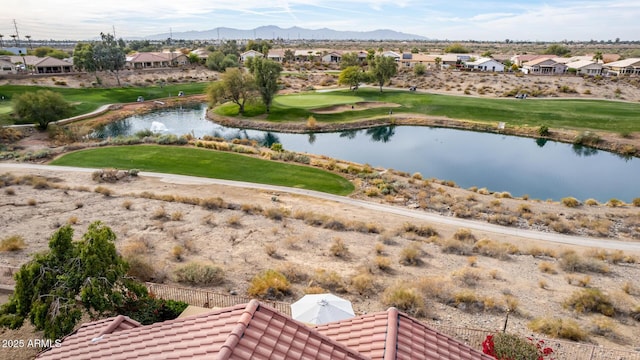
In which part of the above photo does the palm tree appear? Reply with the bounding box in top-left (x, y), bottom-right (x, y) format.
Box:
top-left (10, 34), bottom-right (18, 46)
top-left (25, 35), bottom-right (32, 49)
top-left (434, 57), bottom-right (442, 70)
top-left (592, 51), bottom-right (603, 63)
top-left (0, 34), bottom-right (4, 47)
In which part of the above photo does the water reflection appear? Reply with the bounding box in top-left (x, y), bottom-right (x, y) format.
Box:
top-left (572, 144), bottom-right (599, 157)
top-left (366, 126), bottom-right (396, 143)
top-left (535, 138), bottom-right (548, 148)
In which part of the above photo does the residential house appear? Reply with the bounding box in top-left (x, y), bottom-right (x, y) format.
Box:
top-left (126, 52), bottom-right (188, 70)
top-left (440, 54), bottom-right (473, 69)
top-left (0, 58), bottom-right (16, 74)
top-left (565, 60), bottom-right (603, 76)
top-left (522, 58), bottom-right (567, 75)
top-left (35, 57), bottom-right (73, 73)
top-left (266, 49), bottom-right (285, 62)
top-left (316, 306), bottom-right (494, 360)
top-left (381, 50), bottom-right (401, 62)
top-left (510, 54), bottom-right (553, 67)
top-left (398, 53), bottom-right (437, 69)
top-left (239, 49), bottom-right (263, 62)
top-left (603, 58), bottom-right (640, 76)
top-left (465, 57), bottom-right (505, 72)
top-left (294, 49), bottom-right (320, 62)
top-left (321, 51), bottom-right (342, 63)
top-left (190, 48), bottom-right (210, 62)
top-left (37, 300), bottom-right (492, 360)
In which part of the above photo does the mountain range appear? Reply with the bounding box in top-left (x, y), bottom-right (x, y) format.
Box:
top-left (143, 26), bottom-right (428, 41)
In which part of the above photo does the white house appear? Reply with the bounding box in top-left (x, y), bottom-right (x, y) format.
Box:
top-left (239, 50), bottom-right (263, 62)
top-left (381, 51), bottom-right (401, 62)
top-left (321, 52), bottom-right (341, 63)
top-left (465, 57), bottom-right (505, 72)
top-left (603, 58), bottom-right (640, 76)
top-left (565, 60), bottom-right (602, 76)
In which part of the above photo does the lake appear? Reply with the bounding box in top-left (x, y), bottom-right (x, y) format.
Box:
top-left (93, 104), bottom-right (640, 202)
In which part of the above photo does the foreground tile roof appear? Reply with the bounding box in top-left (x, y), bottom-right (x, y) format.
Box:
top-left (315, 307), bottom-right (494, 360)
top-left (37, 300), bottom-right (366, 360)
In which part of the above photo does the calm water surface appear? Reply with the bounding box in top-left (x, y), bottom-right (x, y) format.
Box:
top-left (94, 105), bottom-right (640, 202)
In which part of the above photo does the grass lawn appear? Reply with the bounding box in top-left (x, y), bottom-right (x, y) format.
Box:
top-left (219, 88), bottom-right (640, 133)
top-left (0, 83), bottom-right (208, 125)
top-left (49, 145), bottom-right (355, 196)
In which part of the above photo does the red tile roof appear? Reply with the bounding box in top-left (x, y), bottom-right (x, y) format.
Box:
top-left (315, 307), bottom-right (494, 360)
top-left (37, 300), bottom-right (367, 360)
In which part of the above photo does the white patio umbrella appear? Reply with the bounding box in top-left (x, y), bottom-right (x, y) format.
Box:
top-left (291, 293), bottom-right (355, 325)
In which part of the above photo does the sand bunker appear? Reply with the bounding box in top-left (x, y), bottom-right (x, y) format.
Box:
top-left (312, 101), bottom-right (401, 114)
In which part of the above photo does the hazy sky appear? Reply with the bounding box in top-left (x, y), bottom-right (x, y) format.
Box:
top-left (1, 0), bottom-right (638, 42)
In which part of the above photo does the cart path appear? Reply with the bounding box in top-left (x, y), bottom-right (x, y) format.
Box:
top-left (2, 163), bottom-right (639, 252)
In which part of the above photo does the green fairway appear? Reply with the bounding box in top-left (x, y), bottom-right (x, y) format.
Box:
top-left (273, 93), bottom-right (364, 108)
top-left (245, 88), bottom-right (640, 132)
top-left (49, 146), bottom-right (354, 196)
top-left (0, 83), bottom-right (208, 125)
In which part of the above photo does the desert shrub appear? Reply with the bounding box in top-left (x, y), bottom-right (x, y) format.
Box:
top-left (561, 197), bottom-right (581, 207)
top-left (125, 255), bottom-right (158, 282)
top-left (0, 235), bottom-right (26, 252)
top-left (174, 261), bottom-right (224, 286)
top-left (350, 272), bottom-right (375, 295)
top-left (564, 288), bottom-right (615, 316)
top-left (632, 198), bottom-right (640, 207)
top-left (538, 261), bottom-right (557, 274)
top-left (122, 200), bottom-right (133, 210)
top-left (27, 198), bottom-right (37, 206)
top-left (453, 267), bottom-right (483, 287)
top-left (151, 206), bottom-right (168, 220)
top-left (171, 246), bottom-right (184, 261)
top-left (277, 262), bottom-right (308, 283)
top-left (606, 198), bottom-right (623, 207)
top-left (311, 269), bottom-right (346, 293)
top-left (589, 316), bottom-right (619, 337)
top-left (559, 250), bottom-right (609, 274)
top-left (399, 243), bottom-right (423, 266)
top-left (382, 284), bottom-right (426, 317)
top-left (264, 207), bottom-right (287, 221)
top-left (440, 238), bottom-right (473, 255)
top-left (94, 186), bottom-right (113, 197)
top-left (329, 237), bottom-right (349, 258)
top-left (453, 228), bottom-right (475, 242)
top-left (170, 211), bottom-right (183, 221)
top-left (374, 256), bottom-right (392, 271)
top-left (247, 269), bottom-right (290, 299)
top-left (473, 239), bottom-right (514, 260)
top-left (4, 188), bottom-right (15, 195)
top-left (200, 197), bottom-right (225, 210)
top-left (573, 131), bottom-right (600, 146)
top-left (264, 243), bottom-right (278, 258)
top-left (528, 317), bottom-right (589, 341)
top-left (584, 198), bottom-right (599, 206)
top-left (226, 214), bottom-right (242, 227)
top-left (403, 222), bottom-right (438, 237)
top-left (303, 286), bottom-right (327, 294)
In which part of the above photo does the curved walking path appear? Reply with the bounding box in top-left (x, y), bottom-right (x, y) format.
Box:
top-left (2, 163), bottom-right (639, 252)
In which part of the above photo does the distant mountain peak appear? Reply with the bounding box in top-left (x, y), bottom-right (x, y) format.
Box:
top-left (143, 26), bottom-right (428, 41)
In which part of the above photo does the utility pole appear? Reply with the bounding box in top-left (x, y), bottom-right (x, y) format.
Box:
top-left (13, 19), bottom-right (21, 47)
top-left (112, 25), bottom-right (116, 38)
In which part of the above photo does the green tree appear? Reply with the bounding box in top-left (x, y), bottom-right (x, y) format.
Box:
top-left (444, 43), bottom-right (470, 53)
top-left (207, 68), bottom-right (256, 114)
top-left (413, 63), bottom-right (426, 76)
top-left (249, 58), bottom-right (282, 113)
top-left (73, 43), bottom-right (96, 73)
top-left (0, 222), bottom-right (148, 340)
top-left (206, 50), bottom-right (238, 71)
top-left (32, 46), bottom-right (69, 59)
top-left (543, 44), bottom-right (571, 56)
top-left (187, 53), bottom-right (200, 64)
top-left (340, 52), bottom-right (360, 69)
top-left (592, 51), bottom-right (603, 63)
top-left (338, 66), bottom-right (363, 89)
top-left (434, 57), bottom-right (442, 70)
top-left (283, 49), bottom-right (295, 63)
top-left (13, 90), bottom-right (71, 129)
top-left (93, 32), bottom-right (126, 86)
top-left (369, 55), bottom-right (398, 92)
top-left (481, 51), bottom-right (493, 58)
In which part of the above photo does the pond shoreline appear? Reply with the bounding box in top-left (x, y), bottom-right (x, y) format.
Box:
top-left (73, 95), bottom-right (638, 159)
top-left (207, 109), bottom-right (639, 159)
